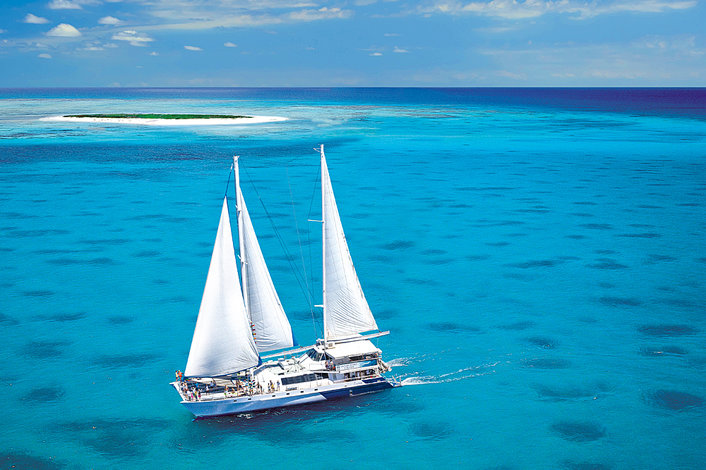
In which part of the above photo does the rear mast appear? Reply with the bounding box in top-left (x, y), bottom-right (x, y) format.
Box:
top-left (320, 144), bottom-right (327, 343)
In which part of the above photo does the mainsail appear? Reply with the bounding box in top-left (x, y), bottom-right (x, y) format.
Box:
top-left (184, 197), bottom-right (260, 377)
top-left (321, 146), bottom-right (379, 340)
top-left (235, 157), bottom-right (295, 352)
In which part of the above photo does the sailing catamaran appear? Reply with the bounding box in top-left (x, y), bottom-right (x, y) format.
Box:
top-left (171, 145), bottom-right (398, 418)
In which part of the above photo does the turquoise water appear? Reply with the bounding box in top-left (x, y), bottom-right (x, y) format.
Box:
top-left (1, 88), bottom-right (705, 469)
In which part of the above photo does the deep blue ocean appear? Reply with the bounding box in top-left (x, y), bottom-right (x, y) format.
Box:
top-left (1, 88), bottom-right (705, 469)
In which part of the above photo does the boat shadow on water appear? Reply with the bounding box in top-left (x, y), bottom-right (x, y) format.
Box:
top-left (194, 388), bottom-right (393, 423)
top-left (182, 390), bottom-right (401, 447)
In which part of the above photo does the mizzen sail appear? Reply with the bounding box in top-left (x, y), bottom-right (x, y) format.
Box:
top-left (185, 197), bottom-right (259, 377)
top-left (235, 158), bottom-right (295, 352)
top-left (321, 146), bottom-right (378, 340)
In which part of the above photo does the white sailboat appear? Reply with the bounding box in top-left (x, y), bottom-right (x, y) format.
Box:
top-left (171, 145), bottom-right (398, 418)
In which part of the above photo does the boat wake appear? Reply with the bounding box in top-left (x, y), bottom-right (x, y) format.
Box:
top-left (397, 361), bottom-right (499, 386)
top-left (387, 357), bottom-right (412, 368)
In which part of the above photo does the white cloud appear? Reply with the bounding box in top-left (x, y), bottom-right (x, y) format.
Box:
top-left (79, 41), bottom-right (116, 51)
top-left (477, 35), bottom-right (705, 84)
top-left (497, 70), bottom-right (526, 80)
top-left (112, 30), bottom-right (153, 46)
top-left (38, 53), bottom-right (52, 59)
top-left (147, 14), bottom-right (281, 30)
top-left (288, 7), bottom-right (351, 21)
top-left (24, 13), bottom-right (50, 24)
top-left (48, 0), bottom-right (82, 10)
top-left (635, 34), bottom-right (704, 56)
top-left (224, 41), bottom-right (237, 47)
top-left (143, 3), bottom-right (352, 30)
top-left (149, 51), bottom-right (159, 56)
top-left (475, 25), bottom-right (518, 33)
top-left (370, 52), bottom-right (382, 56)
top-left (393, 46), bottom-right (408, 53)
top-left (184, 45), bottom-right (202, 51)
top-left (566, 0), bottom-right (696, 19)
top-left (458, 0), bottom-right (547, 19)
top-left (551, 72), bottom-right (576, 78)
top-left (98, 16), bottom-right (122, 25)
top-left (589, 69), bottom-right (643, 79)
top-left (46, 23), bottom-right (82, 37)
top-left (421, 0), bottom-right (697, 20)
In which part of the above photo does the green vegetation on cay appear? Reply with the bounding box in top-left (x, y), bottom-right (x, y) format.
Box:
top-left (64, 113), bottom-right (253, 119)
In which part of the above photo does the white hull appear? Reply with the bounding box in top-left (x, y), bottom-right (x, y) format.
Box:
top-left (173, 376), bottom-right (396, 418)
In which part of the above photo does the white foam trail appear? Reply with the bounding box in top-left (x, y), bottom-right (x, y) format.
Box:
top-left (386, 349), bottom-right (456, 367)
top-left (437, 361), bottom-right (499, 378)
top-left (397, 361), bottom-right (498, 387)
top-left (387, 357), bottom-right (411, 368)
top-left (401, 376), bottom-right (439, 386)
top-left (400, 371), bottom-right (493, 386)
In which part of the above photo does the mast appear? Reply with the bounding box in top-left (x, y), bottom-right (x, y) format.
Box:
top-left (320, 144), bottom-right (327, 341)
top-left (235, 155), bottom-right (295, 352)
top-left (234, 155), bottom-right (250, 322)
top-left (320, 144), bottom-right (378, 340)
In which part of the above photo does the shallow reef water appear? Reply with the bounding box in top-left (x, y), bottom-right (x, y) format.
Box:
top-left (1, 88), bottom-right (705, 469)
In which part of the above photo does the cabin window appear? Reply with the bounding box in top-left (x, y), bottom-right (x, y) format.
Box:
top-left (281, 373), bottom-right (319, 386)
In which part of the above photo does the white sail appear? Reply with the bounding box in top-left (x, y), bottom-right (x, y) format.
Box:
top-left (185, 197), bottom-right (260, 377)
top-left (235, 158), bottom-right (295, 352)
top-left (321, 146), bottom-right (378, 340)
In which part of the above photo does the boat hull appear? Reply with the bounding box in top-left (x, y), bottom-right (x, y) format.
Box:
top-left (180, 377), bottom-right (395, 418)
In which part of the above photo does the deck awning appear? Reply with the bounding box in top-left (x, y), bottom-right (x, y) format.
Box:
top-left (323, 339), bottom-right (380, 360)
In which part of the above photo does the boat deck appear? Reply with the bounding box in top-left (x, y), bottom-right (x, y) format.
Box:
top-left (173, 375), bottom-right (398, 417)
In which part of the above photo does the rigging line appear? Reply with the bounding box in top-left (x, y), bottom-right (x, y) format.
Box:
top-left (224, 163), bottom-right (234, 198)
top-left (306, 156), bottom-right (322, 328)
top-left (240, 161), bottom-right (315, 317)
top-left (286, 166), bottom-right (319, 337)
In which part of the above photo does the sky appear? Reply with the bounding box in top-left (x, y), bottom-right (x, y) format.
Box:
top-left (0, 0), bottom-right (704, 87)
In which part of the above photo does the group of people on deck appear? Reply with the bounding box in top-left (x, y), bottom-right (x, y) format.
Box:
top-left (175, 370), bottom-right (281, 401)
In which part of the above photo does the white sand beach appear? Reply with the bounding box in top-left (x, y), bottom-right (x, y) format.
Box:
top-left (40, 115), bottom-right (288, 126)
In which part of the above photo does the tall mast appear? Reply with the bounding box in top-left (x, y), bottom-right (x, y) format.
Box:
top-left (320, 144), bottom-right (327, 340)
top-left (319, 144), bottom-right (379, 340)
top-left (234, 155), bottom-right (250, 322)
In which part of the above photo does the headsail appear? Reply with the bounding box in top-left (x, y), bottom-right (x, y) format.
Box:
top-left (321, 145), bottom-right (379, 340)
top-left (235, 157), bottom-right (295, 352)
top-left (185, 197), bottom-right (260, 377)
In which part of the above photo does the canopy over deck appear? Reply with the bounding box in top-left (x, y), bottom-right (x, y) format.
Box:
top-left (322, 339), bottom-right (380, 360)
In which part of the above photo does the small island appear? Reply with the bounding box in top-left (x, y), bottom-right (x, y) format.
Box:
top-left (40, 113), bottom-right (287, 126)
top-left (64, 113), bottom-right (253, 119)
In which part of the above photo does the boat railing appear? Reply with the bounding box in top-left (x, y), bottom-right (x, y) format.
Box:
top-left (181, 378), bottom-right (336, 401)
top-left (178, 379), bottom-right (263, 402)
top-left (335, 359), bottom-right (378, 373)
